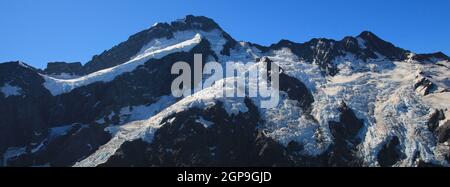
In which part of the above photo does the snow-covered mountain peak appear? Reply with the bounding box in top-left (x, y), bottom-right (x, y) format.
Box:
top-left (2, 15), bottom-right (450, 167)
top-left (80, 15), bottom-right (236, 74)
top-left (171, 15), bottom-right (224, 32)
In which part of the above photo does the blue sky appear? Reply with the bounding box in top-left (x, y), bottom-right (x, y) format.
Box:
top-left (1, 0), bottom-right (449, 69)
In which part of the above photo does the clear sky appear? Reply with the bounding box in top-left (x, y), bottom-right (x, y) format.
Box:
top-left (1, 0), bottom-right (449, 69)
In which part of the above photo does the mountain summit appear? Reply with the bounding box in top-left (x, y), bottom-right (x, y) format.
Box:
top-left (81, 15), bottom-right (236, 74)
top-left (1, 15), bottom-right (449, 167)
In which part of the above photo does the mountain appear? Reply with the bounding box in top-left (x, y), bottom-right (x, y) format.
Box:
top-left (81, 15), bottom-right (236, 75)
top-left (1, 15), bottom-right (449, 167)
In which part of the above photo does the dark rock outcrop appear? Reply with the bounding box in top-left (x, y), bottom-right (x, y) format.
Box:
top-left (412, 52), bottom-right (450, 63)
top-left (436, 120), bottom-right (450, 143)
top-left (414, 73), bottom-right (440, 96)
top-left (377, 136), bottom-right (405, 167)
top-left (327, 102), bottom-right (364, 167)
top-left (44, 62), bottom-right (84, 76)
top-left (427, 109), bottom-right (446, 132)
top-left (6, 124), bottom-right (111, 167)
top-left (260, 57), bottom-right (315, 111)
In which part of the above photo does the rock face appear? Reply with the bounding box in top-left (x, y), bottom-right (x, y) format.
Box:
top-left (6, 124), bottom-right (110, 167)
top-left (327, 102), bottom-right (364, 167)
top-left (412, 52), bottom-right (450, 63)
top-left (437, 121), bottom-right (450, 144)
top-left (357, 31), bottom-right (409, 61)
top-left (261, 57), bottom-right (314, 110)
top-left (0, 62), bottom-right (53, 161)
top-left (427, 109), bottom-right (446, 132)
top-left (1, 15), bottom-right (450, 167)
top-left (414, 75), bottom-right (437, 96)
top-left (44, 62), bottom-right (84, 76)
top-left (377, 136), bottom-right (405, 167)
